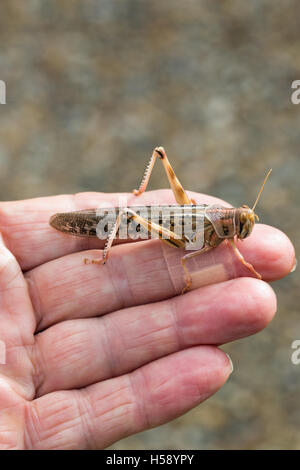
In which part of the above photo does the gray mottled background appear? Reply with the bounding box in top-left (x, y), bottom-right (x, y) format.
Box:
top-left (0, 0), bottom-right (299, 449)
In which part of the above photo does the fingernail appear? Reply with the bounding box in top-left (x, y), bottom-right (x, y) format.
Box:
top-left (225, 352), bottom-right (234, 375)
top-left (291, 258), bottom-right (297, 273)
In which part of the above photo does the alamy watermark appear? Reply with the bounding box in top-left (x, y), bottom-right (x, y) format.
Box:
top-left (0, 80), bottom-right (6, 104)
top-left (92, 200), bottom-right (212, 250)
top-left (291, 80), bottom-right (300, 104)
top-left (291, 340), bottom-right (300, 365)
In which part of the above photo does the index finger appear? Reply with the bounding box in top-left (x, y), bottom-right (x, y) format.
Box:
top-left (0, 190), bottom-right (225, 271)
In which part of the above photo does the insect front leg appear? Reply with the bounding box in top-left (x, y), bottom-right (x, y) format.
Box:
top-left (133, 146), bottom-right (196, 205)
top-left (228, 238), bottom-right (262, 279)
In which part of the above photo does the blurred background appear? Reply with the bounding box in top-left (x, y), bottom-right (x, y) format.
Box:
top-left (0, 0), bottom-right (299, 449)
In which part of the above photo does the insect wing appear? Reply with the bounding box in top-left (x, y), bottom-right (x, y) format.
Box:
top-left (50, 209), bottom-right (104, 237)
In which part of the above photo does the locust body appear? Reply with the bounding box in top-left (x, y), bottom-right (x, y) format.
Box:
top-left (50, 204), bottom-right (252, 246)
top-left (50, 146), bottom-right (271, 293)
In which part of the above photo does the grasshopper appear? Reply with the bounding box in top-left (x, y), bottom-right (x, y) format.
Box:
top-left (50, 147), bottom-right (272, 293)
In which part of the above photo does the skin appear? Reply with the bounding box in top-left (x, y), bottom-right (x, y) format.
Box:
top-left (0, 189), bottom-right (295, 450)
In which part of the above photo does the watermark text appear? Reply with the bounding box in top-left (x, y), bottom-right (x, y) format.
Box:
top-left (291, 340), bottom-right (300, 365)
top-left (0, 80), bottom-right (6, 104)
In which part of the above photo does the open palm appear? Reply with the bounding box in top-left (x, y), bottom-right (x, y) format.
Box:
top-left (0, 189), bottom-right (294, 449)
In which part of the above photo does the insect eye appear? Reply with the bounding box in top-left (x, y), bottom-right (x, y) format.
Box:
top-left (240, 213), bottom-right (246, 223)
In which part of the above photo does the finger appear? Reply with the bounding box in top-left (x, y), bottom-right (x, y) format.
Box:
top-left (26, 223), bottom-right (294, 329)
top-left (0, 190), bottom-right (224, 271)
top-left (32, 277), bottom-right (274, 395)
top-left (0, 233), bottom-right (36, 400)
top-left (26, 346), bottom-right (232, 449)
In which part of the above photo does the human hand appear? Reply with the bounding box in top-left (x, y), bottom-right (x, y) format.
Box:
top-left (0, 190), bottom-right (295, 449)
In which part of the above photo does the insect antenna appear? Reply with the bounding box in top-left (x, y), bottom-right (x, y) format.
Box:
top-left (252, 168), bottom-right (272, 212)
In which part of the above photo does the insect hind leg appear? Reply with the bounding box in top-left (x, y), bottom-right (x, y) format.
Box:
top-left (84, 208), bottom-right (131, 265)
top-left (133, 146), bottom-right (192, 205)
top-left (83, 207), bottom-right (188, 266)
